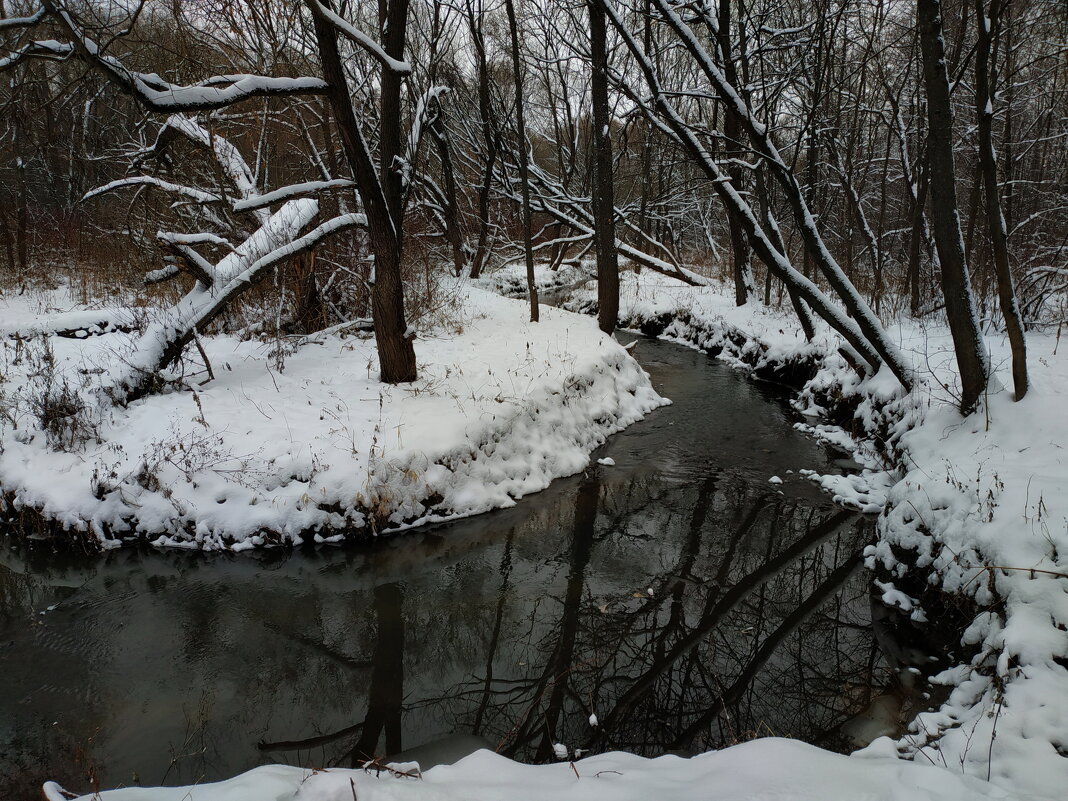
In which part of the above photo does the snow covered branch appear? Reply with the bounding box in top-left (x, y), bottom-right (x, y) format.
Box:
top-left (82, 176), bottom-right (224, 206)
top-left (5, 2), bottom-right (328, 111)
top-left (305, 0), bottom-right (412, 75)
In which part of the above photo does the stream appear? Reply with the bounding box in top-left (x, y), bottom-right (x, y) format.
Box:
top-left (0, 338), bottom-right (927, 797)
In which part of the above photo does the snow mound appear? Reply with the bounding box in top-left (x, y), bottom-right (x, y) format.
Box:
top-left (43, 739), bottom-right (1019, 801)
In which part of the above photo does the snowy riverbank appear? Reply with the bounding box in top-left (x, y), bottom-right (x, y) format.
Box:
top-left (488, 264), bottom-right (1068, 798)
top-left (44, 738), bottom-right (1018, 801)
top-left (0, 282), bottom-right (665, 549)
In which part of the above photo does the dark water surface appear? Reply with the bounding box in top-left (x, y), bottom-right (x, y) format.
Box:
top-left (1, 339), bottom-right (898, 796)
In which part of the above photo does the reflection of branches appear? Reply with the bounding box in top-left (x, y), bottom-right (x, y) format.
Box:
top-left (594, 508), bottom-right (858, 743)
top-left (494, 476), bottom-right (600, 759)
top-left (471, 527), bottom-right (517, 734)
top-left (258, 721), bottom-right (364, 753)
top-left (256, 582), bottom-right (405, 767)
top-left (244, 470), bottom-right (875, 771)
top-left (672, 552), bottom-right (862, 748)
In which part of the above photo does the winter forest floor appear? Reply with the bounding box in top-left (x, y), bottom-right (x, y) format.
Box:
top-left (3, 267), bottom-right (1067, 799)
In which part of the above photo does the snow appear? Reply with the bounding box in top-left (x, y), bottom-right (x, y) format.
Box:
top-left (232, 179), bottom-right (356, 212)
top-left (0, 283), bottom-right (665, 548)
top-left (308, 0), bottom-right (413, 74)
top-left (0, 284), bottom-right (137, 337)
top-left (43, 739), bottom-right (1018, 801)
top-left (596, 456), bottom-right (615, 466)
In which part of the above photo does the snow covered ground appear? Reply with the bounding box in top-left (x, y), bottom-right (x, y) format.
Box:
top-left (0, 281), bottom-right (665, 548)
top-left (45, 738), bottom-right (1020, 801)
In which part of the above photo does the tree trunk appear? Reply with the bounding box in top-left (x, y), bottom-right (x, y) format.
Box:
top-left (429, 111), bottom-right (466, 278)
top-left (718, 0), bottom-right (754, 305)
top-left (468, 5), bottom-right (498, 280)
top-left (504, 0), bottom-right (539, 322)
top-left (590, 0), bottom-right (619, 334)
top-left (308, 0), bottom-right (417, 383)
top-left (976, 0), bottom-right (1027, 399)
top-left (918, 0), bottom-right (990, 412)
top-left (756, 168), bottom-right (814, 339)
top-left (16, 154), bottom-right (29, 275)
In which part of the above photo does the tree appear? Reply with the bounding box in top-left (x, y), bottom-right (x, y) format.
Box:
top-left (590, 0), bottom-right (619, 334)
top-left (3, 0), bottom-right (435, 388)
top-left (975, 0), bottom-right (1027, 400)
top-left (917, 0), bottom-right (990, 411)
top-left (503, 0), bottom-right (539, 322)
top-left (596, 0), bottom-right (914, 389)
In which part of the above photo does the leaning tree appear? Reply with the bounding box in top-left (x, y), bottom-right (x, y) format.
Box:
top-left (0, 0), bottom-right (453, 396)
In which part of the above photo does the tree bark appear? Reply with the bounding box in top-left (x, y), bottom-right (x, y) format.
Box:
top-left (468, 3), bottom-right (499, 280)
top-left (590, 0), bottom-right (619, 334)
top-left (918, 0), bottom-right (990, 411)
top-left (308, 0), bottom-right (417, 383)
top-left (718, 0), bottom-right (754, 306)
top-left (429, 110), bottom-right (466, 278)
top-left (975, 0), bottom-right (1028, 399)
top-left (504, 0), bottom-right (539, 322)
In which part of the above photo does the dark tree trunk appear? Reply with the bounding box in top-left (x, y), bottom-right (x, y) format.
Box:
top-left (429, 111), bottom-right (466, 278)
top-left (0, 204), bottom-right (16, 274)
top-left (504, 0), bottom-right (539, 322)
top-left (906, 165), bottom-right (932, 316)
top-left (717, 0), bottom-right (754, 305)
top-left (590, 0), bottom-right (619, 334)
top-left (308, 0), bottom-right (417, 383)
top-left (468, 6), bottom-right (498, 280)
top-left (918, 0), bottom-right (990, 412)
top-left (976, 0), bottom-right (1028, 399)
top-left (756, 168), bottom-right (814, 339)
top-left (16, 153), bottom-right (29, 275)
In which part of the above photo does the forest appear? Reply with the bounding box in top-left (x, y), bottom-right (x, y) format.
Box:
top-left (1, 0), bottom-right (1066, 800)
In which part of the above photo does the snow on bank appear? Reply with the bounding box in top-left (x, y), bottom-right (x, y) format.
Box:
top-left (44, 738), bottom-right (1018, 801)
top-left (0, 284), bottom-right (665, 548)
top-left (490, 264), bottom-right (1067, 798)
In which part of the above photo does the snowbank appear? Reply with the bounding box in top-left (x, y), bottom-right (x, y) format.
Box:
top-left (0, 283), bottom-right (665, 548)
top-left (44, 738), bottom-right (1017, 801)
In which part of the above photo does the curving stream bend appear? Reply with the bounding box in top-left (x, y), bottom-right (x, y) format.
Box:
top-left (1, 338), bottom-right (928, 797)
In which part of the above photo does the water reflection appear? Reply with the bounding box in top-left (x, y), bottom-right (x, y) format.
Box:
top-left (1, 340), bottom-right (898, 797)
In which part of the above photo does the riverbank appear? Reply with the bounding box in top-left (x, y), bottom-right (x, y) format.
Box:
top-left (0, 282), bottom-right (665, 549)
top-left (485, 264), bottom-right (1068, 798)
top-left (45, 738), bottom-right (1015, 801)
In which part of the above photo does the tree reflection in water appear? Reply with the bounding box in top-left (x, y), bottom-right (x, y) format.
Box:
top-left (2, 341), bottom-right (918, 794)
top-left (256, 470), bottom-right (877, 768)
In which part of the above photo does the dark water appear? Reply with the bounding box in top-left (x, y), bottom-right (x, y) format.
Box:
top-left (1, 339), bottom-right (898, 797)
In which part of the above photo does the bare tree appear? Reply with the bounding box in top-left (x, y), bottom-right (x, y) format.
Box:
top-left (590, 0), bottom-right (619, 334)
top-left (917, 0), bottom-right (990, 411)
top-left (974, 0), bottom-right (1027, 400)
top-left (503, 0), bottom-right (539, 322)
